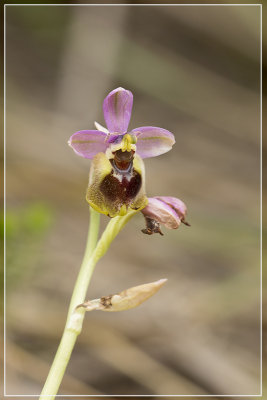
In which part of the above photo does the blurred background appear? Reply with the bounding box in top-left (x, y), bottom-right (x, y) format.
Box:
top-left (2, 2), bottom-right (263, 397)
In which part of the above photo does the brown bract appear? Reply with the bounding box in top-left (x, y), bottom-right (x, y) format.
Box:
top-left (77, 279), bottom-right (167, 312)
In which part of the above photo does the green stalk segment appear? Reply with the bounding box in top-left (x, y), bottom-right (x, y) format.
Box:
top-left (39, 208), bottom-right (137, 400)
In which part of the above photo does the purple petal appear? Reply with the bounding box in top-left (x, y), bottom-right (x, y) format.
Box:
top-left (142, 198), bottom-right (181, 229)
top-left (69, 130), bottom-right (108, 159)
top-left (103, 87), bottom-right (133, 134)
top-left (155, 196), bottom-right (188, 222)
top-left (107, 134), bottom-right (122, 144)
top-left (131, 127), bottom-right (175, 158)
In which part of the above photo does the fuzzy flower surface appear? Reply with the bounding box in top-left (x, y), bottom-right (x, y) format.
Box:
top-left (69, 88), bottom-right (175, 217)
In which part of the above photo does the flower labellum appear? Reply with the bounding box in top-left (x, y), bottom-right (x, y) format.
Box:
top-left (141, 196), bottom-right (190, 235)
top-left (76, 279), bottom-right (167, 312)
top-left (68, 88), bottom-right (175, 217)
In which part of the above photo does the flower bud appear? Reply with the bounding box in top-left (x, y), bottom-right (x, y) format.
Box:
top-left (77, 279), bottom-right (167, 312)
top-left (155, 196), bottom-right (190, 226)
top-left (141, 196), bottom-right (190, 235)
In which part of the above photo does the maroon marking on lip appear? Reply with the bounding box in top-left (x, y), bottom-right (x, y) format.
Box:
top-left (100, 170), bottom-right (142, 205)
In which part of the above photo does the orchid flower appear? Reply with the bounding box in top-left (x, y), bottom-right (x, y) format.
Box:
top-left (68, 87), bottom-right (175, 217)
top-left (41, 88), bottom-right (189, 400)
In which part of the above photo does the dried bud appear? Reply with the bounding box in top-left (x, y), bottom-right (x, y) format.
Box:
top-left (141, 217), bottom-right (164, 236)
top-left (141, 196), bottom-right (190, 235)
top-left (77, 279), bottom-right (167, 312)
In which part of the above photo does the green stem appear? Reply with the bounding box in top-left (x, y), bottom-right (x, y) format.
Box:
top-left (66, 206), bottom-right (100, 322)
top-left (39, 208), bottom-right (137, 400)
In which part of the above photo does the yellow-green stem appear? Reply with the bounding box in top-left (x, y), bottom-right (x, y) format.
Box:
top-left (39, 208), bottom-right (137, 400)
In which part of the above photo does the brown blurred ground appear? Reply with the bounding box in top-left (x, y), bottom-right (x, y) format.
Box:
top-left (3, 2), bottom-right (263, 397)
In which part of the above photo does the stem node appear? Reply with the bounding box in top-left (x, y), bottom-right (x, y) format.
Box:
top-left (66, 309), bottom-right (85, 335)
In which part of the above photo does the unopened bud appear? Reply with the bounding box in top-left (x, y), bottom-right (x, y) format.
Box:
top-left (155, 196), bottom-right (190, 226)
top-left (141, 196), bottom-right (190, 235)
top-left (77, 279), bottom-right (167, 312)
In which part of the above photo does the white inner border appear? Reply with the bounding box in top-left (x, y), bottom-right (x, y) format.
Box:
top-left (3, 3), bottom-right (262, 398)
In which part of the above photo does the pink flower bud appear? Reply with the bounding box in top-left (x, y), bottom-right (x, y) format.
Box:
top-left (155, 196), bottom-right (190, 226)
top-left (141, 197), bottom-right (190, 235)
